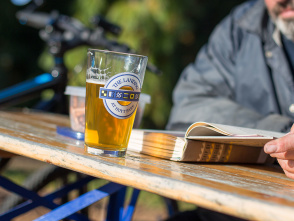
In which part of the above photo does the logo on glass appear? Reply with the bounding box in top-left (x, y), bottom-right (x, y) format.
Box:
top-left (99, 72), bottom-right (141, 119)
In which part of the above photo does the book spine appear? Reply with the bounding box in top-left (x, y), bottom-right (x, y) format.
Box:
top-left (198, 143), bottom-right (233, 162)
top-left (182, 141), bottom-right (271, 164)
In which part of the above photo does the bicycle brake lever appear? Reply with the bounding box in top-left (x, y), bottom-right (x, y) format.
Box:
top-left (91, 15), bottom-right (122, 36)
top-left (16, 10), bottom-right (53, 29)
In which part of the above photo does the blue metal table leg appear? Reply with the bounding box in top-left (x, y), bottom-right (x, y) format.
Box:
top-left (122, 188), bottom-right (141, 221)
top-left (1, 174), bottom-right (143, 221)
top-left (163, 198), bottom-right (179, 217)
top-left (106, 186), bottom-right (127, 221)
top-left (0, 175), bottom-right (94, 220)
top-left (34, 182), bottom-right (125, 221)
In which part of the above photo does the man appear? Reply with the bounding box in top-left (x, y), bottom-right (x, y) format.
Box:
top-left (167, 0), bottom-right (294, 134)
top-left (166, 1), bottom-right (294, 220)
top-left (167, 0), bottom-right (294, 180)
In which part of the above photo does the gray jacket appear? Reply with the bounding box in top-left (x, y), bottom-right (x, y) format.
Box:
top-left (167, 0), bottom-right (294, 132)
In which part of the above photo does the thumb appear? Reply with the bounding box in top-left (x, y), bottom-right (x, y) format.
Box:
top-left (264, 133), bottom-right (294, 154)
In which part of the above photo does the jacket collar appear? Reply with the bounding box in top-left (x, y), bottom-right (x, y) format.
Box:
top-left (238, 0), bottom-right (281, 46)
top-left (237, 0), bottom-right (267, 36)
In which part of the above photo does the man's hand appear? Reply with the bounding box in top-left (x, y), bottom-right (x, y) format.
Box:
top-left (264, 125), bottom-right (294, 179)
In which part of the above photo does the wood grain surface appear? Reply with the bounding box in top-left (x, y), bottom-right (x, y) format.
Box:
top-left (0, 110), bottom-right (294, 221)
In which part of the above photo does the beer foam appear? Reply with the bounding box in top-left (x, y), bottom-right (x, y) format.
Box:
top-left (86, 79), bottom-right (106, 85)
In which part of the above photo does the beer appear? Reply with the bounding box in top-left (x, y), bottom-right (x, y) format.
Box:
top-left (84, 81), bottom-right (137, 152)
top-left (85, 49), bottom-right (147, 157)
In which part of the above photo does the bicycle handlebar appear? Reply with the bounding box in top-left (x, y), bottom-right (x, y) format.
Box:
top-left (16, 9), bottom-right (161, 74)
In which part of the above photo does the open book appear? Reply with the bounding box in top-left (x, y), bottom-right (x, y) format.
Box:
top-left (127, 122), bottom-right (286, 164)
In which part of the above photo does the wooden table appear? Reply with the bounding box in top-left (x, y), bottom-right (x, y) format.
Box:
top-left (0, 110), bottom-right (294, 221)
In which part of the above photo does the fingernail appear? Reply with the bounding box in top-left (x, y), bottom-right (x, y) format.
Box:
top-left (265, 144), bottom-right (277, 153)
top-left (289, 160), bottom-right (294, 168)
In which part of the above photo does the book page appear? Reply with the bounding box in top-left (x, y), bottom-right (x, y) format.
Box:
top-left (132, 129), bottom-right (185, 138)
top-left (186, 122), bottom-right (286, 138)
top-left (127, 142), bottom-right (183, 160)
top-left (128, 129), bottom-right (186, 152)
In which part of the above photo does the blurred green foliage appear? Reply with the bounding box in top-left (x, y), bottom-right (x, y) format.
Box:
top-left (1, 0), bottom-right (245, 129)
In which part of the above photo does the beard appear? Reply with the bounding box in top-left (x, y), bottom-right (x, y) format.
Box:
top-left (274, 18), bottom-right (294, 41)
top-left (269, 0), bottom-right (294, 41)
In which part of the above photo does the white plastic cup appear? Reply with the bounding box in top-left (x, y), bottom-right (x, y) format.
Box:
top-left (64, 86), bottom-right (86, 133)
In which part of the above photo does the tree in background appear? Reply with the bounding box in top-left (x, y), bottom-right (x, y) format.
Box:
top-left (2, 0), bottom-right (245, 129)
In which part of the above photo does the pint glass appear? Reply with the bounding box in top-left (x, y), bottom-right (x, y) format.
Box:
top-left (85, 49), bottom-right (148, 157)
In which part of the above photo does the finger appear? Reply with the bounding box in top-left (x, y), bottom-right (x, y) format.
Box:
top-left (269, 149), bottom-right (294, 160)
top-left (291, 124), bottom-right (294, 134)
top-left (278, 159), bottom-right (294, 180)
top-left (283, 170), bottom-right (294, 180)
top-left (264, 133), bottom-right (294, 154)
top-left (277, 159), bottom-right (294, 174)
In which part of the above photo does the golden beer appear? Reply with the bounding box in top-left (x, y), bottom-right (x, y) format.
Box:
top-left (84, 81), bottom-right (137, 152)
